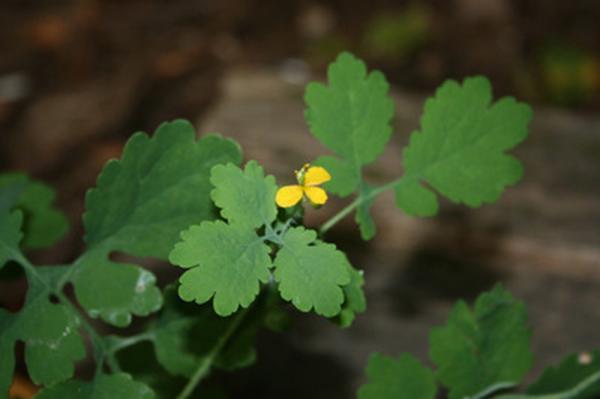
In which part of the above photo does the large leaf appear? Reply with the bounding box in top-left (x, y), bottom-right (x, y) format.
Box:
top-left (358, 353), bottom-right (437, 399)
top-left (169, 220), bottom-right (272, 316)
top-left (76, 120), bottom-right (241, 326)
top-left (273, 227), bottom-right (350, 317)
top-left (34, 373), bottom-right (155, 399)
top-left (0, 173), bottom-right (68, 249)
top-left (210, 161), bottom-right (278, 229)
top-left (396, 76), bottom-right (532, 216)
top-left (84, 119), bottom-right (242, 258)
top-left (429, 285), bottom-right (533, 399)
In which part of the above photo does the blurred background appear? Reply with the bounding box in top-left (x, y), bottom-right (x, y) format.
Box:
top-left (1, 0), bottom-right (599, 398)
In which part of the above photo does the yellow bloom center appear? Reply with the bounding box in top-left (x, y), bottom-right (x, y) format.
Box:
top-left (275, 164), bottom-right (331, 208)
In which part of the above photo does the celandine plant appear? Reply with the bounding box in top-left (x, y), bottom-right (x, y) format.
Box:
top-left (0, 52), bottom-right (598, 399)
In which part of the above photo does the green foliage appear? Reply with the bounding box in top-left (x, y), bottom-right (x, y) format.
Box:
top-left (527, 350), bottom-right (600, 398)
top-left (84, 120), bottom-right (242, 259)
top-left (337, 264), bottom-right (367, 328)
top-left (170, 220), bottom-right (272, 316)
top-left (0, 210), bottom-right (23, 269)
top-left (152, 286), bottom-right (258, 377)
top-left (358, 353), bottom-right (436, 399)
top-left (0, 173), bottom-right (68, 250)
top-left (430, 285), bottom-right (533, 399)
top-left (35, 373), bottom-right (155, 399)
top-left (2, 52), bottom-right (572, 399)
top-left (273, 227), bottom-right (350, 317)
top-left (210, 160), bottom-right (278, 229)
top-left (397, 77), bottom-right (532, 215)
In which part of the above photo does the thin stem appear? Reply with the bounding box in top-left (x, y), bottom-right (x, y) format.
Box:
top-left (176, 306), bottom-right (250, 399)
top-left (494, 369), bottom-right (600, 399)
top-left (319, 176), bottom-right (412, 236)
top-left (105, 332), bottom-right (155, 354)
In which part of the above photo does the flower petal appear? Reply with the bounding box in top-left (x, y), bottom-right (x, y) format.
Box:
top-left (304, 186), bottom-right (328, 205)
top-left (276, 185), bottom-right (304, 208)
top-left (304, 166), bottom-right (331, 186)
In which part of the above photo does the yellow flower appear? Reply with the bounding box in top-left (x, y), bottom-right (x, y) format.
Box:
top-left (276, 164), bottom-right (331, 208)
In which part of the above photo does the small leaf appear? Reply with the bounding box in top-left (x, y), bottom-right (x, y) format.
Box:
top-left (397, 76), bottom-right (532, 215)
top-left (358, 353), bottom-right (437, 399)
top-left (71, 255), bottom-right (162, 327)
top-left (429, 284), bottom-right (533, 399)
top-left (337, 264), bottom-right (366, 328)
top-left (305, 52), bottom-right (395, 167)
top-left (170, 221), bottom-right (272, 316)
top-left (526, 349), bottom-right (600, 398)
top-left (273, 227), bottom-right (350, 317)
top-left (34, 373), bottom-right (155, 399)
top-left (153, 287), bottom-right (258, 377)
top-left (0, 173), bottom-right (68, 249)
top-left (210, 161), bottom-right (278, 229)
top-left (0, 210), bottom-right (23, 269)
top-left (313, 156), bottom-right (359, 198)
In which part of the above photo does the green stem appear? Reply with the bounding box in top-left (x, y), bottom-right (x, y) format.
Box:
top-left (494, 370), bottom-right (600, 399)
top-left (176, 306), bottom-right (250, 399)
top-left (319, 176), bottom-right (412, 235)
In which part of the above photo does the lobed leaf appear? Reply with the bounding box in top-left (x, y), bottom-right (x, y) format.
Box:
top-left (77, 120), bottom-right (241, 326)
top-left (170, 221), bottom-right (272, 316)
top-left (273, 227), bottom-right (350, 317)
top-left (34, 373), bottom-right (155, 399)
top-left (429, 284), bottom-right (533, 399)
top-left (358, 353), bottom-right (437, 399)
top-left (305, 52), bottom-right (395, 167)
top-left (397, 76), bottom-right (532, 216)
top-left (210, 161), bottom-right (278, 229)
top-left (313, 156), bottom-right (359, 198)
top-left (84, 119), bottom-right (242, 259)
top-left (0, 173), bottom-right (68, 249)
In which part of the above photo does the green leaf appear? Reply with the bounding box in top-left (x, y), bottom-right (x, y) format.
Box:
top-left (337, 264), bottom-right (366, 328)
top-left (526, 350), bottom-right (600, 398)
top-left (358, 353), bottom-right (437, 399)
top-left (313, 156), bottom-right (359, 198)
top-left (397, 76), bottom-right (532, 215)
top-left (273, 227), bottom-right (350, 317)
top-left (71, 255), bottom-right (162, 327)
top-left (0, 274), bottom-right (86, 393)
top-left (305, 52), bottom-right (395, 167)
top-left (84, 119), bottom-right (242, 259)
top-left (78, 120), bottom-right (240, 326)
top-left (170, 221), bottom-right (272, 316)
top-left (34, 373), bottom-right (155, 399)
top-left (0, 173), bottom-right (68, 249)
top-left (153, 287), bottom-right (257, 377)
top-left (429, 284), bottom-right (533, 399)
top-left (0, 210), bottom-right (23, 269)
top-left (210, 161), bottom-right (278, 229)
